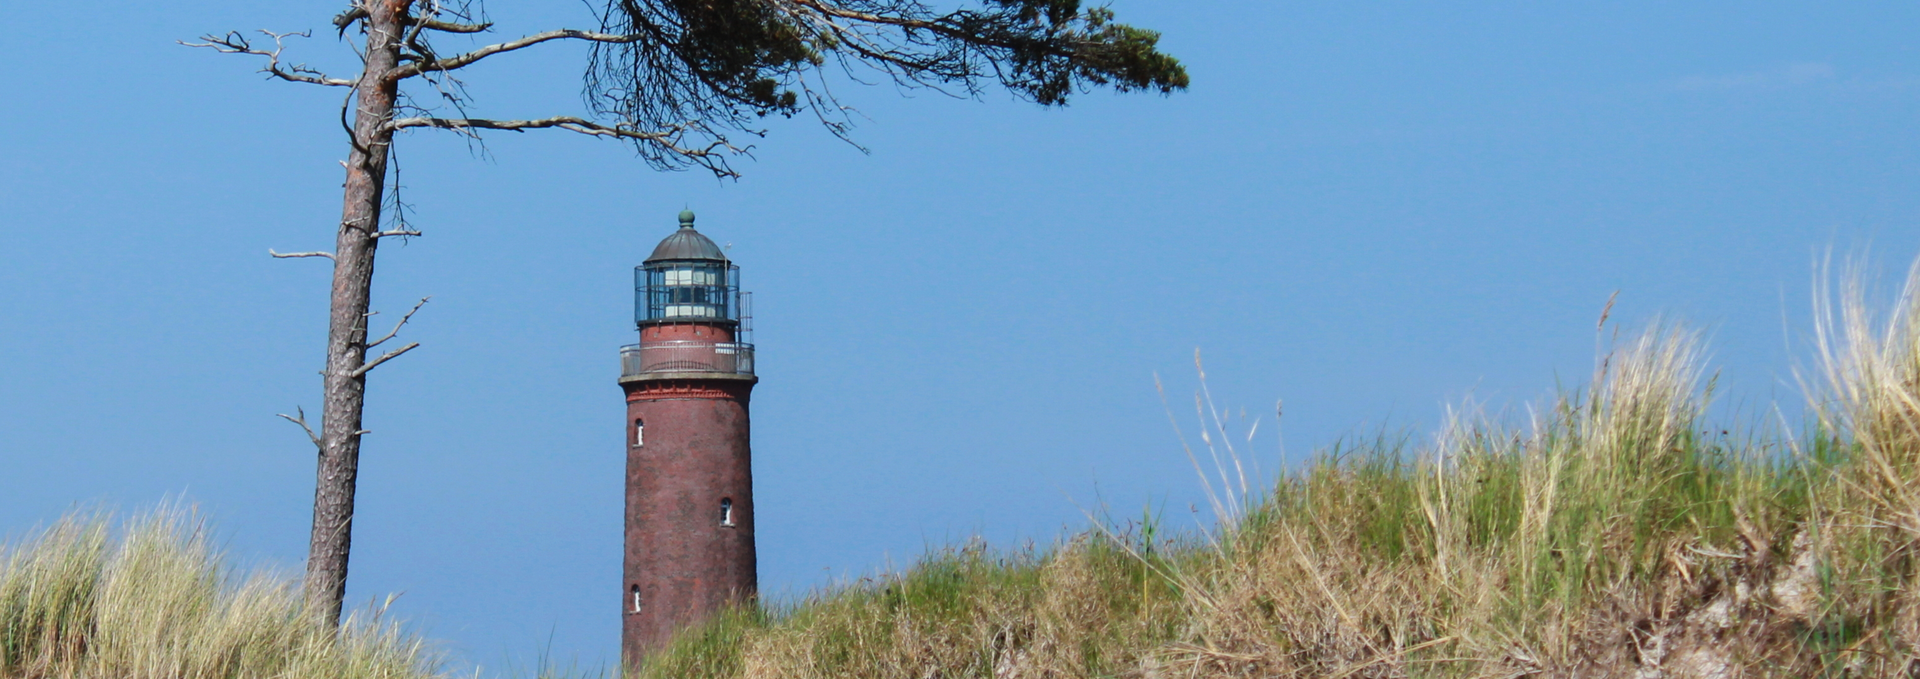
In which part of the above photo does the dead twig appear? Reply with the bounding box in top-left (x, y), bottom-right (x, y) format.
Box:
top-left (182, 31), bottom-right (355, 87)
top-left (276, 406), bottom-right (324, 452)
top-left (352, 342), bottom-right (420, 379)
top-left (269, 249), bottom-right (336, 261)
top-left (368, 297), bottom-right (430, 349)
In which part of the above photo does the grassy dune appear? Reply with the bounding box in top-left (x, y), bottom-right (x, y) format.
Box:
top-left (635, 262), bottom-right (1920, 678)
top-left (0, 510), bottom-right (436, 679)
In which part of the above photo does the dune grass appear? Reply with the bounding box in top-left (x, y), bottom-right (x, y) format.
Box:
top-left (0, 509), bottom-right (437, 679)
top-left (631, 260), bottom-right (1920, 678)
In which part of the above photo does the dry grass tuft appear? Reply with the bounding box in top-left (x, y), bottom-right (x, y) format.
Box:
top-left (0, 507), bottom-right (438, 679)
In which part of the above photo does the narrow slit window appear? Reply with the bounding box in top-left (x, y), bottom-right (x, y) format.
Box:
top-left (720, 498), bottom-right (734, 527)
top-left (634, 419), bottom-right (644, 447)
top-left (630, 584), bottom-right (642, 613)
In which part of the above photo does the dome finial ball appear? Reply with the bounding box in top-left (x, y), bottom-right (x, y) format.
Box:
top-left (678, 209), bottom-right (696, 227)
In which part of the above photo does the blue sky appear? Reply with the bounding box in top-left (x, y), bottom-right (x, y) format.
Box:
top-left (2, 0), bottom-right (1916, 672)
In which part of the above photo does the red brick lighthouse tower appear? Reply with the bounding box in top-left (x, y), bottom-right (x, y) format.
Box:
top-left (620, 210), bottom-right (757, 663)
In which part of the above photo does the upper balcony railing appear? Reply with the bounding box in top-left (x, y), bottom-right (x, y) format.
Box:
top-left (620, 340), bottom-right (755, 378)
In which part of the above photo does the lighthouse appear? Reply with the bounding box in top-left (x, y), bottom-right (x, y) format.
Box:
top-left (620, 210), bottom-right (757, 663)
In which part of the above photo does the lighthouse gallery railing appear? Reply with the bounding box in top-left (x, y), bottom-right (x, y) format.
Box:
top-left (620, 340), bottom-right (755, 377)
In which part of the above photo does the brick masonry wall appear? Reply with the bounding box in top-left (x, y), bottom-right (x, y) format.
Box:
top-left (621, 369), bottom-right (756, 663)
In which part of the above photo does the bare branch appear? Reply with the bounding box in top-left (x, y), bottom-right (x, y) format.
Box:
top-left (391, 115), bottom-right (710, 144)
top-left (786, 0), bottom-right (948, 35)
top-left (410, 17), bottom-right (492, 33)
top-left (388, 115), bottom-right (743, 175)
top-left (270, 249), bottom-right (337, 260)
top-left (276, 406), bottom-right (324, 452)
top-left (374, 229), bottom-right (423, 238)
top-left (390, 29), bottom-right (643, 79)
top-left (390, 114), bottom-right (661, 139)
top-left (332, 5), bottom-right (368, 37)
top-left (368, 297), bottom-right (431, 349)
top-left (351, 342), bottom-right (421, 379)
top-left (183, 30), bottom-right (356, 87)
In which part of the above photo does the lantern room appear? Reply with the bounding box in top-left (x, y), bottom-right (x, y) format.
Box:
top-left (636, 210), bottom-right (741, 325)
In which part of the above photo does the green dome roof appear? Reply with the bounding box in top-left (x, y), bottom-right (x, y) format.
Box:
top-left (645, 211), bottom-right (728, 263)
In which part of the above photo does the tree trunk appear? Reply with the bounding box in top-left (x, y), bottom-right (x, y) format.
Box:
top-left (305, 0), bottom-right (411, 629)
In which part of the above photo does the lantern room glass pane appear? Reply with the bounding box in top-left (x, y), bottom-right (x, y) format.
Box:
top-left (635, 262), bottom-right (740, 323)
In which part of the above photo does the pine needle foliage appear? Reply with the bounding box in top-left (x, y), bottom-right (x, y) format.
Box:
top-left (586, 0), bottom-right (1188, 170)
top-left (626, 257), bottom-right (1920, 678)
